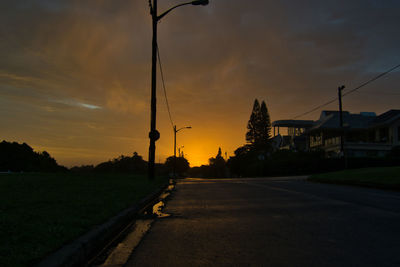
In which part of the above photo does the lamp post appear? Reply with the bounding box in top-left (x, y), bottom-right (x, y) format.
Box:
top-left (173, 125), bottom-right (191, 178)
top-left (148, 0), bottom-right (209, 180)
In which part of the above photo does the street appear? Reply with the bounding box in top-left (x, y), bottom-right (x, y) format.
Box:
top-left (125, 177), bottom-right (400, 267)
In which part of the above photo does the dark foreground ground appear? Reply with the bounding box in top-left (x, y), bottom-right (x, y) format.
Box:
top-left (126, 177), bottom-right (400, 267)
top-left (0, 173), bottom-right (166, 266)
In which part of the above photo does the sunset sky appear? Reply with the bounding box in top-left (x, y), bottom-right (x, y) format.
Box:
top-left (1, 0), bottom-right (399, 167)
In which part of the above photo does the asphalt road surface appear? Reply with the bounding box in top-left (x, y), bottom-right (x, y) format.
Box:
top-left (125, 177), bottom-right (400, 267)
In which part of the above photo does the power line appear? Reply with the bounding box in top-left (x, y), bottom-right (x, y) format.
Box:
top-left (156, 44), bottom-right (174, 128)
top-left (342, 63), bottom-right (400, 97)
top-left (356, 91), bottom-right (400, 96)
top-left (293, 97), bottom-right (337, 119)
top-left (292, 63), bottom-right (400, 119)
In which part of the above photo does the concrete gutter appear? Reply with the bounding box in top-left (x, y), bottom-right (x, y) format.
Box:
top-left (37, 181), bottom-right (171, 267)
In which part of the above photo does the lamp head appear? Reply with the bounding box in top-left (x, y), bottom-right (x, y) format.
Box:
top-left (191, 0), bottom-right (209, 6)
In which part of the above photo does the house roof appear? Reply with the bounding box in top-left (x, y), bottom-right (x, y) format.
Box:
top-left (309, 109), bottom-right (400, 132)
top-left (272, 109), bottom-right (400, 134)
top-left (309, 112), bottom-right (375, 131)
top-left (272, 120), bottom-right (315, 128)
top-left (371, 110), bottom-right (400, 127)
top-left (319, 110), bottom-right (349, 120)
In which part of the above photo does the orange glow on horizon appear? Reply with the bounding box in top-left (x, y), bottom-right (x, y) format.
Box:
top-left (175, 135), bottom-right (240, 167)
top-left (2, 1), bottom-right (399, 169)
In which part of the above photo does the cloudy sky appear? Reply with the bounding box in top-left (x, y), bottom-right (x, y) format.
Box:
top-left (1, 0), bottom-right (399, 167)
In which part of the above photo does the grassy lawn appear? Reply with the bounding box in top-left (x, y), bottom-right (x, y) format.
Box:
top-left (0, 172), bottom-right (167, 267)
top-left (308, 166), bottom-right (400, 190)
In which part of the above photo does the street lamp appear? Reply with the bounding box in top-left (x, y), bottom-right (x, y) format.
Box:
top-left (148, 0), bottom-right (209, 180)
top-left (173, 125), bottom-right (191, 178)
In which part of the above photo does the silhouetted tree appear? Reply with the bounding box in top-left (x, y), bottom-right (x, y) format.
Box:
top-left (164, 156), bottom-right (189, 177)
top-left (0, 140), bottom-right (65, 172)
top-left (246, 99), bottom-right (261, 145)
top-left (209, 147), bottom-right (226, 177)
top-left (227, 99), bottom-right (272, 177)
top-left (246, 99), bottom-right (271, 151)
top-left (93, 151), bottom-right (147, 174)
top-left (260, 101), bottom-right (272, 141)
top-left (226, 145), bottom-right (251, 177)
top-left (188, 165), bottom-right (211, 178)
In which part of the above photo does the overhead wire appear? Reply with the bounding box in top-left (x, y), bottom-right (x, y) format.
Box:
top-left (156, 44), bottom-right (175, 128)
top-left (293, 98), bottom-right (337, 119)
top-left (356, 91), bottom-right (400, 96)
top-left (292, 63), bottom-right (400, 119)
top-left (342, 63), bottom-right (400, 97)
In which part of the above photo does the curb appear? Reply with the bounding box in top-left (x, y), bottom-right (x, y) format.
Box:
top-left (37, 181), bottom-right (171, 267)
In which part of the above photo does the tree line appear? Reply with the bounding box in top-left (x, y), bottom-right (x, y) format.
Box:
top-left (0, 140), bottom-right (190, 176)
top-left (70, 153), bottom-right (190, 177)
top-left (0, 141), bottom-right (66, 172)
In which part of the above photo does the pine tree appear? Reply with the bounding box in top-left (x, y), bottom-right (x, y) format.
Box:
top-left (245, 99), bottom-right (271, 151)
top-left (246, 99), bottom-right (261, 145)
top-left (259, 100), bottom-right (271, 142)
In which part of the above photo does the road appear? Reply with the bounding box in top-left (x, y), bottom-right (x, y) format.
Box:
top-left (125, 177), bottom-right (400, 267)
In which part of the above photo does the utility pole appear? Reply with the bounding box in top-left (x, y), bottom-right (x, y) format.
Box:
top-left (148, 0), bottom-right (159, 180)
top-left (338, 85), bottom-right (347, 168)
top-left (173, 125), bottom-right (177, 178)
top-left (147, 0), bottom-right (208, 180)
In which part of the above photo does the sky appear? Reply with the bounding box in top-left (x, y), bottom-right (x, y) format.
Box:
top-left (1, 0), bottom-right (399, 167)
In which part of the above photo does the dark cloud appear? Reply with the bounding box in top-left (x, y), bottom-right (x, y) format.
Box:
top-left (1, 0), bottom-right (399, 166)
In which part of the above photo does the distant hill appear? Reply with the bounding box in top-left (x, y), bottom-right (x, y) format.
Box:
top-left (0, 141), bottom-right (66, 172)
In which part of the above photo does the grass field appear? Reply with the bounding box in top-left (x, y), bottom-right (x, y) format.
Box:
top-left (0, 172), bottom-right (167, 267)
top-left (308, 166), bottom-right (400, 190)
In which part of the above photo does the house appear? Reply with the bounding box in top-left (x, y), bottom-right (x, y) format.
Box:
top-left (272, 110), bottom-right (400, 157)
top-left (271, 120), bottom-right (314, 151)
